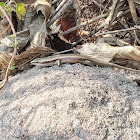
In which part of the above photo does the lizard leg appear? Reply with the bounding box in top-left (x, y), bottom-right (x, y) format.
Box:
top-left (54, 60), bottom-right (61, 66)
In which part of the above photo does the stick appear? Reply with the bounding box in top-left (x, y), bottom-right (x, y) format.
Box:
top-left (0, 5), bottom-right (17, 90)
top-left (96, 27), bottom-right (138, 36)
top-left (51, 0), bottom-right (68, 18)
top-left (47, 0), bottom-right (74, 27)
top-left (62, 13), bottom-right (108, 36)
top-left (92, 0), bottom-right (110, 12)
top-left (99, 0), bottom-right (119, 28)
top-left (52, 0), bottom-right (60, 5)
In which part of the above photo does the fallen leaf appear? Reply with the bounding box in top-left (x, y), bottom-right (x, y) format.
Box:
top-left (0, 29), bottom-right (30, 53)
top-left (0, 47), bottom-right (55, 79)
top-left (77, 40), bottom-right (140, 70)
top-left (14, 46), bottom-right (55, 67)
top-left (34, 0), bottom-right (52, 22)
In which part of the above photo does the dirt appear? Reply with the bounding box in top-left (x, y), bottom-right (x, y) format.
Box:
top-left (0, 64), bottom-right (140, 140)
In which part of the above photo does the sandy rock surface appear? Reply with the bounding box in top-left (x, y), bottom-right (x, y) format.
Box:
top-left (0, 64), bottom-right (140, 140)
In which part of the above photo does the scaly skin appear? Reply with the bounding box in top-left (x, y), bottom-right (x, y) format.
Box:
top-left (31, 54), bottom-right (140, 72)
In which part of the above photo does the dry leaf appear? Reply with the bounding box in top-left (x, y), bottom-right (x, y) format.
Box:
top-left (111, 58), bottom-right (140, 70)
top-left (49, 33), bottom-right (72, 51)
top-left (77, 41), bottom-right (140, 70)
top-left (0, 47), bottom-right (55, 79)
top-left (57, 6), bottom-right (79, 42)
top-left (14, 46), bottom-right (55, 66)
top-left (77, 42), bottom-right (140, 62)
top-left (0, 52), bottom-right (12, 80)
top-left (0, 52), bottom-right (12, 70)
top-left (34, 0), bottom-right (52, 22)
top-left (0, 29), bottom-right (30, 53)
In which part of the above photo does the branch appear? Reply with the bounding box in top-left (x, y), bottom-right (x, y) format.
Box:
top-left (92, 0), bottom-right (110, 12)
top-left (0, 6), bottom-right (17, 90)
top-left (62, 13), bottom-right (108, 36)
top-left (51, 0), bottom-right (68, 18)
top-left (99, 0), bottom-right (119, 28)
top-left (47, 0), bottom-right (74, 27)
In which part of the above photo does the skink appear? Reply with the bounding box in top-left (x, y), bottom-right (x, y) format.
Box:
top-left (31, 54), bottom-right (140, 72)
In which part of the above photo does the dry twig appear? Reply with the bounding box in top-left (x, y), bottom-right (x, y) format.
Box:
top-left (62, 13), bottom-right (108, 36)
top-left (92, 0), bottom-right (110, 12)
top-left (47, 0), bottom-right (74, 27)
top-left (0, 6), bottom-right (17, 90)
top-left (51, 0), bottom-right (68, 18)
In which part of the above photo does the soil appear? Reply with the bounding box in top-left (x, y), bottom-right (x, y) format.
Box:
top-left (0, 64), bottom-right (140, 140)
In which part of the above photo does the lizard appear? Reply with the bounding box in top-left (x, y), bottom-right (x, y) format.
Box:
top-left (31, 54), bottom-right (140, 72)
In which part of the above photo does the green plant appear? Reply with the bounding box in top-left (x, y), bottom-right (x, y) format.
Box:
top-left (0, 1), bottom-right (27, 90)
top-left (0, 4), bottom-right (17, 89)
top-left (0, 1), bottom-right (26, 20)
